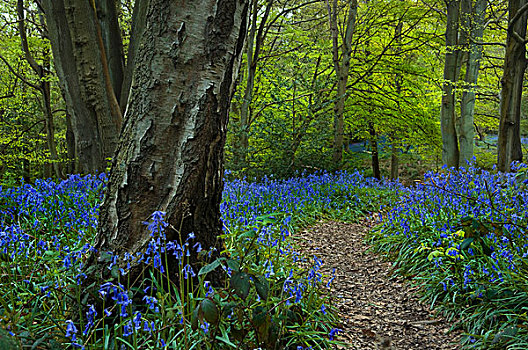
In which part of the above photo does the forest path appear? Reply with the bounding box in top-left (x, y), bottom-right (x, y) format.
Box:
top-left (295, 218), bottom-right (462, 350)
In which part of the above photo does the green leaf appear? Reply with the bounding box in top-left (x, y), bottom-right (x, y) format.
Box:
top-left (98, 251), bottom-right (113, 263)
top-left (492, 326), bottom-right (518, 344)
top-left (198, 259), bottom-right (222, 276)
top-left (252, 306), bottom-right (267, 327)
top-left (480, 240), bottom-right (493, 256)
top-left (191, 305), bottom-right (199, 331)
top-left (254, 276), bottom-right (270, 300)
top-left (221, 302), bottom-right (238, 317)
top-left (427, 250), bottom-right (444, 261)
top-left (226, 258), bottom-right (240, 273)
top-left (110, 265), bottom-right (120, 279)
top-left (266, 320), bottom-right (279, 348)
top-left (256, 212), bottom-right (282, 225)
top-left (231, 328), bottom-right (247, 341)
top-left (201, 298), bottom-right (220, 324)
top-left (0, 295), bottom-right (12, 314)
top-left (42, 250), bottom-right (59, 261)
top-left (230, 271), bottom-right (250, 300)
top-left (215, 333), bottom-right (237, 348)
top-left (0, 327), bottom-right (19, 350)
top-left (460, 237), bottom-right (474, 250)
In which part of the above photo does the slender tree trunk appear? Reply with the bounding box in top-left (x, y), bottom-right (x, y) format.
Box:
top-left (390, 18), bottom-right (403, 180)
top-left (42, 78), bottom-right (61, 178)
top-left (498, 0), bottom-right (527, 172)
top-left (459, 0), bottom-right (486, 165)
top-left (17, 0), bottom-right (61, 178)
top-left (90, 0), bottom-right (249, 282)
top-left (327, 0), bottom-right (358, 165)
top-left (441, 0), bottom-right (461, 168)
top-left (235, 0), bottom-right (273, 172)
top-left (42, 0), bottom-right (122, 174)
top-left (390, 141), bottom-right (399, 180)
top-left (369, 124), bottom-right (381, 180)
top-left (65, 112), bottom-right (76, 174)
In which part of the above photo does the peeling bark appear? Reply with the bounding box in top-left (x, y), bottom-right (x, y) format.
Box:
top-left (119, 0), bottom-right (149, 113)
top-left (91, 0), bottom-right (249, 282)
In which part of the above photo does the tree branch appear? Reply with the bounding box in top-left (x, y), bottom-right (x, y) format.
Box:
top-left (0, 53), bottom-right (40, 90)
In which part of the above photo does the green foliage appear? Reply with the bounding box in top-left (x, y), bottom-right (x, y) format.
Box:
top-left (369, 166), bottom-right (528, 349)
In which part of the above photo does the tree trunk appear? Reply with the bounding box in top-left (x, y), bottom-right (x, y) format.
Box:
top-left (65, 112), bottom-right (76, 174)
top-left (234, 0), bottom-right (273, 172)
top-left (390, 19), bottom-right (403, 180)
top-left (327, 0), bottom-right (358, 165)
top-left (390, 141), bottom-right (399, 180)
top-left (369, 123), bottom-right (381, 180)
top-left (17, 0), bottom-right (61, 178)
top-left (498, 0), bottom-right (527, 172)
top-left (91, 0), bottom-right (249, 281)
top-left (441, 0), bottom-right (461, 168)
top-left (94, 0), bottom-right (124, 101)
top-left (42, 0), bottom-right (122, 174)
top-left (459, 0), bottom-right (486, 165)
top-left (119, 0), bottom-right (149, 112)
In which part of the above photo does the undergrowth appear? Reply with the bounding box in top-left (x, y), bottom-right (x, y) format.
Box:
top-left (0, 171), bottom-right (394, 349)
top-left (370, 162), bottom-right (528, 349)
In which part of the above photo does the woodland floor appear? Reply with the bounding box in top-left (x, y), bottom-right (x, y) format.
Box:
top-left (295, 217), bottom-right (463, 350)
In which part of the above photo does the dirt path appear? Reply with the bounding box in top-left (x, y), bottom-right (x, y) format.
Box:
top-left (295, 219), bottom-right (462, 350)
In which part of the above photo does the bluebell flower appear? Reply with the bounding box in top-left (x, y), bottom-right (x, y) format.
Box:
top-left (329, 328), bottom-right (341, 340)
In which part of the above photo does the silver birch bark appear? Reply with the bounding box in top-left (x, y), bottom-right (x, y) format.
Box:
top-left (91, 0), bottom-right (249, 279)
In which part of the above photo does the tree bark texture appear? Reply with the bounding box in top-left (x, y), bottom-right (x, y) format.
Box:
top-left (93, 0), bottom-right (249, 279)
top-left (94, 0), bottom-right (124, 101)
top-left (498, 0), bottom-right (527, 172)
top-left (459, 0), bottom-right (486, 165)
top-left (119, 0), bottom-right (149, 113)
top-left (440, 0), bottom-right (460, 168)
top-left (42, 0), bottom-right (122, 174)
top-left (327, 0), bottom-right (358, 165)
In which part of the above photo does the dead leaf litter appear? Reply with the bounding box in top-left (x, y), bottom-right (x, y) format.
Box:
top-left (295, 219), bottom-right (462, 350)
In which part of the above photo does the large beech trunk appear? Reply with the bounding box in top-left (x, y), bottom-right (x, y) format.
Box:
top-left (498, 0), bottom-right (527, 172)
top-left (91, 0), bottom-right (249, 280)
top-left (42, 0), bottom-right (122, 174)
